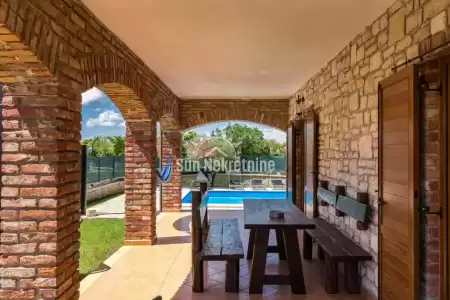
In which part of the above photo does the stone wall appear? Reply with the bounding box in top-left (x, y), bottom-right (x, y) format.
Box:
top-left (86, 180), bottom-right (124, 203)
top-left (179, 99), bottom-right (289, 131)
top-left (289, 0), bottom-right (450, 298)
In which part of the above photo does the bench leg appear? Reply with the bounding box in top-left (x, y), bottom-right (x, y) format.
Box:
top-left (323, 259), bottom-right (338, 294)
top-left (275, 229), bottom-right (287, 260)
top-left (302, 231), bottom-right (313, 260)
top-left (192, 258), bottom-right (204, 292)
top-left (247, 229), bottom-right (255, 260)
top-left (344, 262), bottom-right (360, 294)
top-left (225, 260), bottom-right (240, 293)
top-left (317, 245), bottom-right (325, 261)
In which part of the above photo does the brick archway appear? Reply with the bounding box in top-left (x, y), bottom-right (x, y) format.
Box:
top-left (94, 83), bottom-right (158, 245)
top-left (0, 1), bottom-right (179, 298)
top-left (179, 99), bottom-right (290, 131)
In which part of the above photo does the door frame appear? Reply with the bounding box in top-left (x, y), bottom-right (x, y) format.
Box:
top-left (377, 65), bottom-right (420, 300)
top-left (440, 55), bottom-right (450, 300)
top-left (286, 120), bottom-right (297, 206)
top-left (295, 111), bottom-right (319, 218)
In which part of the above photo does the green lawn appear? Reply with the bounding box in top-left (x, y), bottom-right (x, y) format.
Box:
top-left (80, 219), bottom-right (124, 278)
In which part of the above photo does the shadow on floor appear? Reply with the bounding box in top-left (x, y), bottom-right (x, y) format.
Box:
top-left (172, 215), bottom-right (191, 233)
top-left (157, 235), bottom-right (192, 245)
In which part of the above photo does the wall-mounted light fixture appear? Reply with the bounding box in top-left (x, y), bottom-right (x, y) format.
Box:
top-left (296, 94), bottom-right (305, 104)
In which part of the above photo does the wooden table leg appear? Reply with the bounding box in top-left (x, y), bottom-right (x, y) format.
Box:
top-left (247, 229), bottom-right (255, 260)
top-left (275, 229), bottom-right (287, 260)
top-left (283, 228), bottom-right (306, 294)
top-left (249, 228), bottom-right (269, 294)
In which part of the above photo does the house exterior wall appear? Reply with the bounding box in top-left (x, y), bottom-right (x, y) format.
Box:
top-left (288, 0), bottom-right (450, 298)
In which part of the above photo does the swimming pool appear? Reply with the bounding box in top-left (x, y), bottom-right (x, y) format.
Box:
top-left (182, 190), bottom-right (287, 205)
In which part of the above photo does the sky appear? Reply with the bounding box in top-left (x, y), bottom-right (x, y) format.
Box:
top-left (81, 87), bottom-right (286, 143)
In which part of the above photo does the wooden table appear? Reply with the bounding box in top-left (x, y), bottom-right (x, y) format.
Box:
top-left (244, 199), bottom-right (316, 294)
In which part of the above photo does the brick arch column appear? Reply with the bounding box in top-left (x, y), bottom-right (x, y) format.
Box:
top-left (0, 29), bottom-right (82, 299)
top-left (0, 1), bottom-right (179, 298)
top-left (124, 120), bottom-right (157, 244)
top-left (96, 84), bottom-right (158, 245)
top-left (160, 130), bottom-right (182, 212)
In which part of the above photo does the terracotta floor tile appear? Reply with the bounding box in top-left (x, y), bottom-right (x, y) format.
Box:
top-left (81, 211), bottom-right (368, 300)
top-left (209, 271), bottom-right (226, 283)
top-left (241, 286), bottom-right (279, 297)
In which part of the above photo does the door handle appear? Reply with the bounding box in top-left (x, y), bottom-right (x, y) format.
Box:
top-left (420, 206), bottom-right (442, 219)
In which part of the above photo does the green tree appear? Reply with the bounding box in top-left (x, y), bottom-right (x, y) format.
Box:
top-left (223, 124), bottom-right (269, 156)
top-left (182, 131), bottom-right (199, 158)
top-left (108, 136), bottom-right (125, 156)
top-left (264, 139), bottom-right (286, 155)
top-left (82, 136), bottom-right (111, 156)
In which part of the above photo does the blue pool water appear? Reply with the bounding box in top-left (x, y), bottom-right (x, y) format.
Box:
top-left (182, 190), bottom-right (287, 205)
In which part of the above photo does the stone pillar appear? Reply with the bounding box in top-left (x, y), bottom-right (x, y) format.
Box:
top-left (124, 120), bottom-right (157, 245)
top-left (161, 131), bottom-right (182, 212)
top-left (0, 40), bottom-right (81, 299)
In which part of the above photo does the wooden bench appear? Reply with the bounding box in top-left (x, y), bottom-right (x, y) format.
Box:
top-left (191, 187), bottom-right (244, 293)
top-left (303, 218), bottom-right (372, 294)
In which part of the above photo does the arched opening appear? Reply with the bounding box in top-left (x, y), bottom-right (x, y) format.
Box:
top-left (79, 85), bottom-right (161, 278)
top-left (0, 4), bottom-right (181, 299)
top-left (178, 99), bottom-right (290, 132)
top-left (180, 121), bottom-right (287, 208)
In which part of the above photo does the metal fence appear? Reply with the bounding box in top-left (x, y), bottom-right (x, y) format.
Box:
top-left (86, 156), bottom-right (126, 183)
top-left (85, 155), bottom-right (286, 183)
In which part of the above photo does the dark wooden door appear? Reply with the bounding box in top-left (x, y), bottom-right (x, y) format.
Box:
top-left (378, 65), bottom-right (419, 300)
top-left (286, 122), bottom-right (297, 205)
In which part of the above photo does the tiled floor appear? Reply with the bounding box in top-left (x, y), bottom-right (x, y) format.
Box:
top-left (81, 210), bottom-right (371, 300)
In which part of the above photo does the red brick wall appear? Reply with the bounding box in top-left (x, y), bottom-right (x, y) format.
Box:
top-left (0, 57), bottom-right (81, 299)
top-left (179, 99), bottom-right (289, 131)
top-left (124, 121), bottom-right (157, 245)
top-left (419, 60), bottom-right (441, 300)
top-left (0, 1), bottom-right (179, 298)
top-left (161, 131), bottom-right (181, 212)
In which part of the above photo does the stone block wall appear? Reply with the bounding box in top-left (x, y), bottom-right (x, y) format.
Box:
top-left (86, 180), bottom-right (124, 203)
top-left (289, 0), bottom-right (450, 298)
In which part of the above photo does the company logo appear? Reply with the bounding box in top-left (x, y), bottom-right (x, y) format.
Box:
top-left (187, 136), bottom-right (237, 160)
top-left (182, 136), bottom-right (276, 173)
top-left (156, 156), bottom-right (173, 183)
